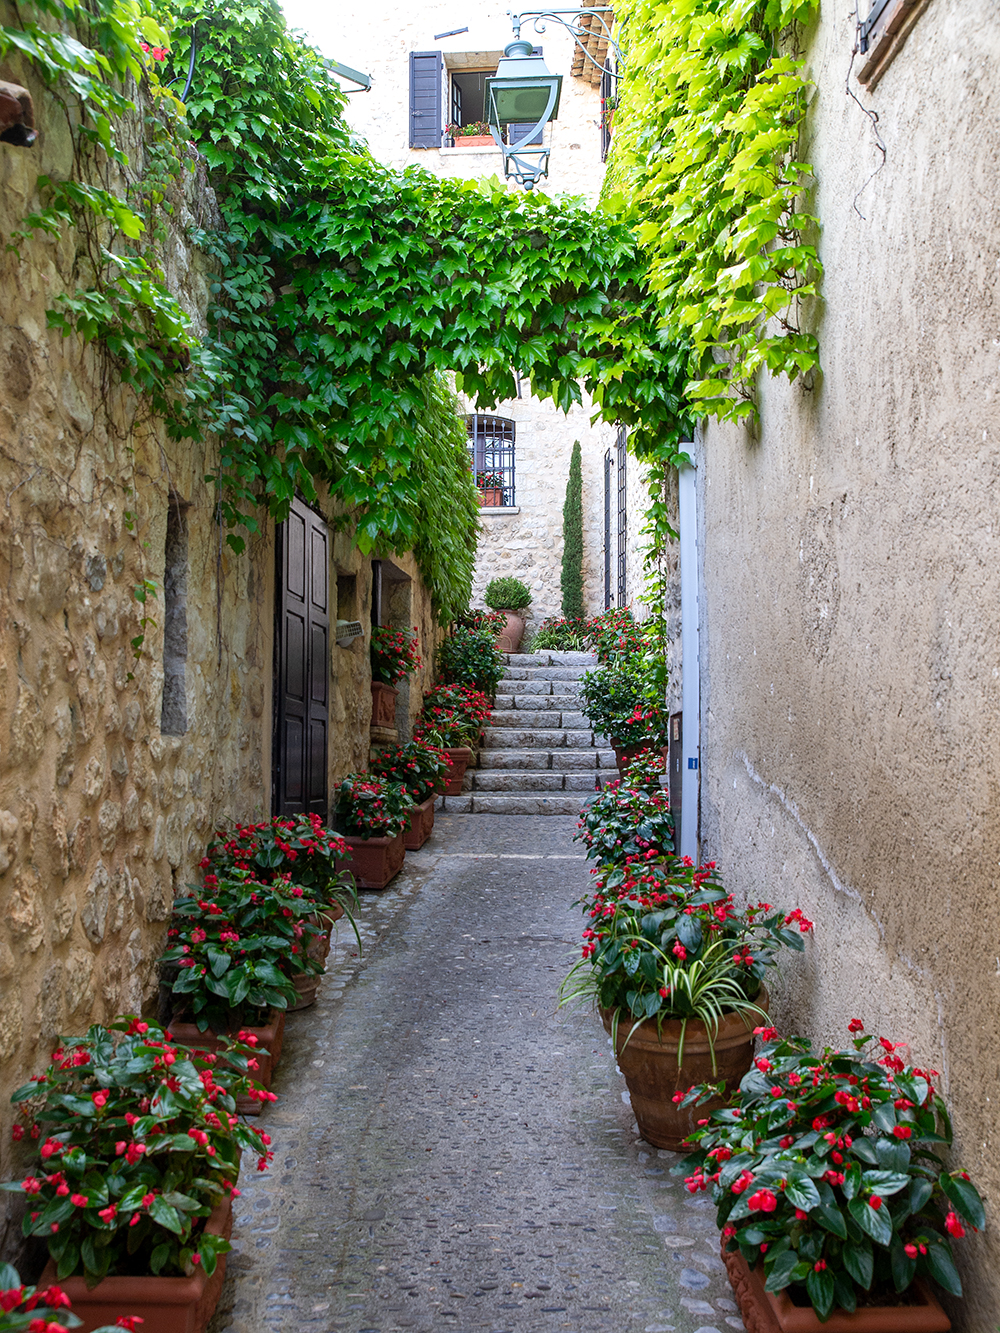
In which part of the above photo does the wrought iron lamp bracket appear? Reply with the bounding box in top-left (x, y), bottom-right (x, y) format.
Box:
top-left (506, 8), bottom-right (622, 80)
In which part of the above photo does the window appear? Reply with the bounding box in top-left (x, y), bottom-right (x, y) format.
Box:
top-left (856, 0), bottom-right (927, 88)
top-left (160, 498), bottom-right (188, 736)
top-left (467, 415), bottom-right (516, 507)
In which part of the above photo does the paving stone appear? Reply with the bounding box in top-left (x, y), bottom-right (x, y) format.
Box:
top-left (560, 711), bottom-right (591, 729)
top-left (596, 750), bottom-right (619, 768)
top-left (564, 730), bottom-right (597, 748)
top-left (564, 773), bottom-right (598, 792)
top-left (469, 795), bottom-right (582, 815)
top-left (211, 815), bottom-right (734, 1333)
top-left (551, 751), bottom-right (597, 770)
top-left (497, 678), bottom-right (552, 695)
top-left (477, 749), bottom-right (553, 770)
top-left (471, 771), bottom-right (566, 793)
top-left (483, 728), bottom-right (568, 748)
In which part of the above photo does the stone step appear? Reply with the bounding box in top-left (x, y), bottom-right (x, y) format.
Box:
top-left (501, 651), bottom-right (598, 667)
top-left (471, 769), bottom-right (598, 793)
top-left (442, 793), bottom-right (584, 815)
top-left (494, 693), bottom-right (582, 711)
top-left (488, 709), bottom-right (592, 730)
top-left (500, 666), bottom-right (592, 681)
top-left (476, 748), bottom-right (619, 771)
top-left (482, 727), bottom-right (595, 749)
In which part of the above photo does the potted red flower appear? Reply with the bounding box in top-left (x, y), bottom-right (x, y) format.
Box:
top-left (0, 1264), bottom-right (128, 1333)
top-left (1, 1018), bottom-right (271, 1333)
top-left (369, 626), bottom-right (421, 727)
top-left (333, 774), bottom-right (411, 888)
top-left (677, 1022), bottom-right (984, 1330)
top-left (414, 682), bottom-right (493, 794)
top-left (369, 740), bottom-right (452, 850)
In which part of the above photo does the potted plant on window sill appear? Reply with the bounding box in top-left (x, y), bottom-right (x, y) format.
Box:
top-left (677, 1021), bottom-right (985, 1331)
top-left (446, 120), bottom-right (495, 149)
top-left (2, 1018), bottom-right (272, 1333)
top-left (474, 469), bottom-right (506, 506)
top-left (333, 774), bottom-right (410, 888)
top-left (559, 856), bottom-right (814, 1149)
top-left (484, 576), bottom-right (532, 654)
top-left (369, 739), bottom-right (452, 850)
top-left (369, 625), bottom-right (421, 727)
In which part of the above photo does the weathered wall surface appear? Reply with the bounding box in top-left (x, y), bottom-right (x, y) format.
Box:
top-left (0, 46), bottom-right (444, 1256)
top-left (696, 4), bottom-right (1000, 1324)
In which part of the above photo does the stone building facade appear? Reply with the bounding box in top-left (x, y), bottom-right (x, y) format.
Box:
top-left (291, 0), bottom-right (656, 631)
top-left (0, 32), bottom-right (443, 1251)
top-left (689, 2), bottom-right (1000, 1323)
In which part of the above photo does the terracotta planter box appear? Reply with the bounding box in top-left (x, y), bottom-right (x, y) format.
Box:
top-left (403, 795), bottom-right (435, 850)
top-left (337, 830), bottom-right (405, 889)
top-left (168, 1010), bottom-right (285, 1117)
top-left (720, 1242), bottom-right (950, 1331)
top-left (456, 134), bottom-right (495, 147)
top-left (443, 745), bottom-right (473, 795)
top-left (602, 991), bottom-right (767, 1151)
top-left (370, 680), bottom-right (398, 726)
top-left (40, 1197), bottom-right (233, 1333)
top-left (478, 486), bottom-right (504, 506)
top-left (289, 904), bottom-right (343, 1010)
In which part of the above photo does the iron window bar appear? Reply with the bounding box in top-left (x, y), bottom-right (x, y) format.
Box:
top-left (467, 414), bottom-right (516, 507)
top-left (616, 425), bottom-right (627, 606)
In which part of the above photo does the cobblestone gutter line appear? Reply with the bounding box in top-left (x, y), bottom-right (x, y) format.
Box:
top-left (209, 814), bottom-right (745, 1333)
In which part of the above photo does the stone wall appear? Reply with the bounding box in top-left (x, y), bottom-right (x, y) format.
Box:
top-left (0, 37), bottom-right (444, 1257)
top-left (694, 3), bottom-right (1000, 1324)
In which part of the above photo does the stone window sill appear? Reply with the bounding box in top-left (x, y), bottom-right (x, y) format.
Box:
top-left (478, 505), bottom-right (520, 515)
top-left (439, 145), bottom-right (499, 155)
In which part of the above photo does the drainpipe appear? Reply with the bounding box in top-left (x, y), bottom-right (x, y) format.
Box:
top-left (678, 454), bottom-right (700, 862)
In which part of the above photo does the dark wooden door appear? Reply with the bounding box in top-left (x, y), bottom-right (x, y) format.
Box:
top-left (273, 497), bottom-right (329, 816)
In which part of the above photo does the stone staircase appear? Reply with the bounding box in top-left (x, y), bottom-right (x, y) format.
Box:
top-left (444, 650), bottom-right (617, 814)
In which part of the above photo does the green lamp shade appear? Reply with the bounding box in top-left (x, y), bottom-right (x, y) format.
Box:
top-left (489, 78), bottom-right (561, 123)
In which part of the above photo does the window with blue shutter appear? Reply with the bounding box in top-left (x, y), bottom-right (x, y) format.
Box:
top-left (409, 51), bottom-right (443, 148)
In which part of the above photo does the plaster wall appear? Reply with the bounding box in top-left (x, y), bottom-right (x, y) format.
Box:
top-left (695, 3), bottom-right (1000, 1324)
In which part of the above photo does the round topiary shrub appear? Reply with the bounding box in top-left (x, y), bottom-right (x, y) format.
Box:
top-left (484, 576), bottom-right (532, 611)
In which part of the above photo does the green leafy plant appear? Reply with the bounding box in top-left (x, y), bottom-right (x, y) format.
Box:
top-left (369, 740), bottom-right (453, 804)
top-left (204, 815), bottom-right (356, 913)
top-left (161, 870), bottom-right (322, 1032)
top-left (576, 777), bottom-right (674, 866)
top-left (446, 120), bottom-right (491, 138)
top-left (457, 609), bottom-right (507, 638)
top-left (414, 682), bottom-right (492, 748)
top-left (678, 1023), bottom-right (985, 1319)
top-left (578, 662), bottom-right (650, 740)
top-left (370, 626), bottom-right (422, 686)
top-left (560, 859), bottom-right (812, 1065)
top-left (335, 775), bottom-right (411, 840)
top-left (526, 616), bottom-right (589, 652)
top-left (1, 1018), bottom-right (272, 1284)
top-left (561, 441), bottom-right (584, 619)
top-left (484, 577), bottom-right (532, 612)
top-left (436, 625), bottom-right (504, 695)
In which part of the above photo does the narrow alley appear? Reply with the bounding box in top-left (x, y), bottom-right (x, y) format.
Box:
top-left (210, 815), bottom-right (737, 1333)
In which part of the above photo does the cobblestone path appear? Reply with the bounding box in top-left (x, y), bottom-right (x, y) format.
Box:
top-left (210, 815), bottom-right (744, 1333)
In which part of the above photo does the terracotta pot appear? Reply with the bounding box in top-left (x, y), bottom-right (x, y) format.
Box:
top-left (479, 486), bottom-right (505, 506)
top-left (40, 1196), bottom-right (233, 1333)
top-left (497, 610), bottom-right (525, 654)
top-left (612, 740), bottom-right (652, 777)
top-left (403, 795), bottom-right (436, 850)
top-left (720, 1242), bottom-right (950, 1332)
top-left (601, 990), bottom-right (767, 1151)
top-left (456, 134), bottom-right (495, 147)
top-left (289, 904), bottom-right (344, 1010)
top-left (370, 680), bottom-right (398, 726)
top-left (336, 830), bottom-right (405, 889)
top-left (443, 745), bottom-right (473, 795)
top-left (168, 1011), bottom-right (285, 1117)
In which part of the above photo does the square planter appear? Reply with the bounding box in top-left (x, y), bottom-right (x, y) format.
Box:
top-left (337, 830), bottom-right (405, 889)
top-left (167, 1011), bottom-right (285, 1117)
top-left (289, 904), bottom-right (343, 1010)
top-left (40, 1197), bottom-right (232, 1333)
top-left (403, 795), bottom-right (435, 850)
top-left (370, 680), bottom-right (398, 726)
top-left (443, 745), bottom-right (473, 795)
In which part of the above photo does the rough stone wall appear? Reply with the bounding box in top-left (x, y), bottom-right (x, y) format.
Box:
top-left (695, 3), bottom-right (1000, 1325)
top-left (0, 40), bottom-right (445, 1256)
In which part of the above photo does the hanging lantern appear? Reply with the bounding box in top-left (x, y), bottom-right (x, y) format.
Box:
top-left (485, 39), bottom-right (563, 189)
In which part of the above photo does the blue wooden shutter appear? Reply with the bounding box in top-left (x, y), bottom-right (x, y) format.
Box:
top-left (409, 51), bottom-right (443, 148)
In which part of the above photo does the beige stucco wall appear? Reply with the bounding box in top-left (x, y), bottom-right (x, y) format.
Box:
top-left (695, 3), bottom-right (1000, 1324)
top-left (0, 36), bottom-right (443, 1255)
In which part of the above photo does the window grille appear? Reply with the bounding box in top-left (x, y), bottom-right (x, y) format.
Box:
top-left (600, 60), bottom-right (614, 163)
top-left (467, 414), bottom-right (516, 506)
top-left (603, 449), bottom-right (612, 609)
top-left (616, 425), bottom-right (627, 606)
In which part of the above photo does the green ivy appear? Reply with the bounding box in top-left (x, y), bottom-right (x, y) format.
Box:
top-left (605, 0), bottom-right (822, 422)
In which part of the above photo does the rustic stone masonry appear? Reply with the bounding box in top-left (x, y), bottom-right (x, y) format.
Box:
top-left (444, 651), bottom-right (617, 815)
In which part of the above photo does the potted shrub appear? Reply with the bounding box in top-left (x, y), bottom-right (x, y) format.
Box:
top-left (484, 576), bottom-right (532, 653)
top-left (579, 660), bottom-right (667, 765)
top-left (446, 120), bottom-right (495, 149)
top-left (677, 1022), bottom-right (985, 1331)
top-left (204, 815), bottom-right (360, 1008)
top-left (369, 626), bottom-right (421, 727)
top-left (0, 1265), bottom-right (128, 1333)
top-left (333, 773), bottom-right (410, 889)
top-left (559, 857), bottom-right (814, 1149)
top-left (160, 869), bottom-right (325, 1106)
top-left (369, 739), bottom-right (452, 850)
top-left (435, 625), bottom-right (504, 696)
top-left (575, 776), bottom-right (674, 867)
top-left (1, 1018), bottom-right (272, 1333)
top-left (414, 682), bottom-right (493, 794)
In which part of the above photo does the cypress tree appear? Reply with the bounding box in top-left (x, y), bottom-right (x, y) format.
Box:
top-left (560, 440), bottom-right (584, 618)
